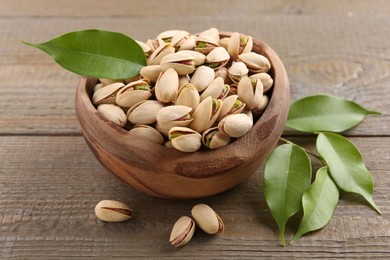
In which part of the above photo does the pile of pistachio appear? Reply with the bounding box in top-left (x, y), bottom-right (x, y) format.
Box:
top-left (95, 200), bottom-right (223, 248)
top-left (92, 28), bottom-right (273, 152)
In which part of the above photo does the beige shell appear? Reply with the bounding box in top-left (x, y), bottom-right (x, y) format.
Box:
top-left (228, 61), bottom-right (249, 83)
top-left (214, 67), bottom-right (232, 84)
top-left (154, 68), bottom-right (179, 103)
top-left (115, 80), bottom-right (152, 108)
top-left (206, 47), bottom-right (230, 69)
top-left (252, 95), bottom-right (270, 117)
top-left (200, 77), bottom-right (229, 101)
top-left (94, 200), bottom-right (132, 222)
top-left (92, 82), bottom-right (124, 106)
top-left (189, 96), bottom-right (222, 133)
top-left (93, 83), bottom-right (104, 93)
top-left (169, 126), bottom-right (202, 152)
top-left (194, 35), bottom-right (219, 54)
top-left (148, 43), bottom-right (175, 65)
top-left (170, 30), bottom-right (190, 47)
top-left (191, 204), bottom-right (224, 234)
top-left (156, 105), bottom-right (193, 135)
top-left (249, 73), bottom-right (274, 93)
top-left (160, 52), bottom-right (196, 75)
top-left (136, 40), bottom-right (152, 57)
top-left (96, 104), bottom-right (127, 127)
top-left (175, 83), bottom-right (200, 111)
top-left (218, 37), bottom-right (230, 50)
top-left (171, 31), bottom-right (196, 51)
top-left (218, 113), bottom-right (253, 138)
top-left (238, 52), bottom-right (271, 73)
top-left (99, 78), bottom-right (124, 86)
top-left (190, 65), bottom-right (215, 92)
top-left (129, 125), bottom-right (164, 145)
top-left (177, 50), bottom-right (206, 66)
top-left (237, 76), bottom-right (263, 110)
top-left (140, 65), bottom-right (163, 83)
top-left (179, 75), bottom-right (191, 88)
top-left (169, 216), bottom-right (196, 247)
top-left (146, 38), bottom-right (160, 52)
top-left (217, 95), bottom-right (246, 121)
top-left (202, 127), bottom-right (231, 149)
top-left (157, 30), bottom-right (180, 43)
top-left (199, 28), bottom-right (220, 42)
top-left (126, 100), bottom-right (164, 125)
top-left (227, 32), bottom-right (253, 61)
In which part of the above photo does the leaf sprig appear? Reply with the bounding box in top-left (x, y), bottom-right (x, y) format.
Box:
top-left (264, 95), bottom-right (381, 245)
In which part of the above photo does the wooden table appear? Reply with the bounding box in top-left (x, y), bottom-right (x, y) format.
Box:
top-left (1, 0), bottom-right (389, 258)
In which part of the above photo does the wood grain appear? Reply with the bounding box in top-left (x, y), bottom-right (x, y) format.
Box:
top-left (0, 136), bottom-right (388, 258)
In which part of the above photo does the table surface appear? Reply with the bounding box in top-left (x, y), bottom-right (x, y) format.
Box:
top-left (1, 0), bottom-right (390, 258)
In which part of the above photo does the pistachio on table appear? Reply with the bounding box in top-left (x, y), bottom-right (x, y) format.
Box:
top-left (92, 28), bottom-right (274, 152)
top-left (95, 200), bottom-right (133, 222)
top-left (169, 216), bottom-right (196, 247)
top-left (191, 204), bottom-right (224, 234)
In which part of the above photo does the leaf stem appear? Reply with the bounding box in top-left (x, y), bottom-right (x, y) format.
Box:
top-left (279, 137), bottom-right (326, 165)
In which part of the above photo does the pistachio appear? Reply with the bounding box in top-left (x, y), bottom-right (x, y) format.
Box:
top-left (227, 32), bottom-right (253, 61)
top-left (238, 52), bottom-right (271, 73)
top-left (206, 47), bottom-right (230, 70)
top-left (199, 27), bottom-right (220, 42)
top-left (97, 104), bottom-right (127, 127)
top-left (156, 105), bottom-right (193, 135)
top-left (202, 127), bottom-right (231, 149)
top-left (218, 113), bottom-right (253, 138)
top-left (191, 204), bottom-right (224, 234)
top-left (175, 83), bottom-right (200, 111)
top-left (157, 30), bottom-right (180, 43)
top-left (140, 65), bottom-right (163, 83)
top-left (148, 43), bottom-right (175, 66)
top-left (127, 100), bottom-right (164, 125)
top-left (160, 52), bottom-right (196, 75)
top-left (194, 35), bottom-right (219, 54)
top-left (115, 79), bottom-right (152, 108)
top-left (171, 31), bottom-right (196, 51)
top-left (190, 65), bottom-right (215, 92)
top-left (218, 95), bottom-right (246, 121)
top-left (95, 200), bottom-right (133, 222)
top-left (214, 67), bottom-right (232, 84)
top-left (237, 76), bottom-right (263, 110)
top-left (218, 37), bottom-right (230, 50)
top-left (129, 124), bottom-right (164, 145)
top-left (178, 75), bottom-right (191, 88)
top-left (170, 216), bottom-right (196, 247)
top-left (155, 68), bottom-right (179, 103)
top-left (177, 50), bottom-right (206, 66)
top-left (189, 96), bottom-right (222, 133)
top-left (200, 77), bottom-right (229, 101)
top-left (92, 82), bottom-right (124, 106)
top-left (99, 78), bottom-right (124, 86)
top-left (249, 72), bottom-right (274, 93)
top-left (228, 61), bottom-right (249, 83)
top-left (93, 83), bottom-right (104, 93)
top-left (136, 40), bottom-right (152, 57)
top-left (169, 126), bottom-right (202, 152)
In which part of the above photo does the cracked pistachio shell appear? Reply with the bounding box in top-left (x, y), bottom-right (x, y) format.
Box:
top-left (95, 200), bottom-right (133, 222)
top-left (140, 65), bottom-right (163, 83)
top-left (179, 75), bottom-right (191, 88)
top-left (179, 35), bottom-right (196, 51)
top-left (92, 82), bottom-right (124, 106)
top-left (155, 68), bottom-right (179, 103)
top-left (214, 67), bottom-right (232, 84)
top-left (189, 96), bottom-right (222, 133)
top-left (228, 61), bottom-right (249, 83)
top-left (206, 47), bottom-right (230, 69)
top-left (191, 204), bottom-right (224, 234)
top-left (136, 40), bottom-right (152, 57)
top-left (146, 38), bottom-right (160, 52)
top-left (202, 127), bottom-right (231, 149)
top-left (218, 95), bottom-right (246, 121)
top-left (156, 105), bottom-right (193, 135)
top-left (175, 83), bottom-right (200, 111)
top-left (194, 35), bottom-right (219, 54)
top-left (157, 30), bottom-right (180, 43)
top-left (171, 31), bottom-right (196, 51)
top-left (170, 216), bottom-right (196, 247)
top-left (160, 52), bottom-right (196, 75)
top-left (237, 76), bottom-right (263, 110)
top-left (238, 52), bottom-right (271, 73)
top-left (169, 127), bottom-right (202, 152)
top-left (218, 113), bottom-right (253, 138)
top-left (97, 104), bottom-right (127, 127)
top-left (190, 65), bottom-right (215, 92)
top-left (170, 30), bottom-right (190, 46)
top-left (127, 100), bottom-right (164, 125)
top-left (252, 95), bottom-right (269, 117)
top-left (177, 50), bottom-right (206, 66)
top-left (93, 83), bottom-right (104, 93)
top-left (218, 37), bottom-right (230, 50)
top-left (227, 32), bottom-right (253, 61)
top-left (199, 27), bottom-right (220, 42)
top-left (200, 77), bottom-right (230, 101)
top-left (249, 73), bottom-right (274, 93)
top-left (147, 43), bottom-right (175, 65)
top-left (129, 125), bottom-right (164, 144)
top-left (115, 80), bottom-right (152, 108)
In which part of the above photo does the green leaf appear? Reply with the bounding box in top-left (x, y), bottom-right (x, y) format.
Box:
top-left (316, 132), bottom-right (382, 214)
top-left (264, 144), bottom-right (312, 246)
top-left (290, 166), bottom-right (339, 244)
top-left (22, 29), bottom-right (146, 79)
top-left (286, 94), bottom-right (380, 133)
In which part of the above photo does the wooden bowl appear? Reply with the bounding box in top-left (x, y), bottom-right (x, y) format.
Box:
top-left (75, 33), bottom-right (290, 199)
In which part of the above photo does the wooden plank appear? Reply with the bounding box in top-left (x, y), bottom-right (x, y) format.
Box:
top-left (1, 0), bottom-right (390, 17)
top-left (1, 13), bottom-right (389, 135)
top-left (0, 136), bottom-right (389, 258)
